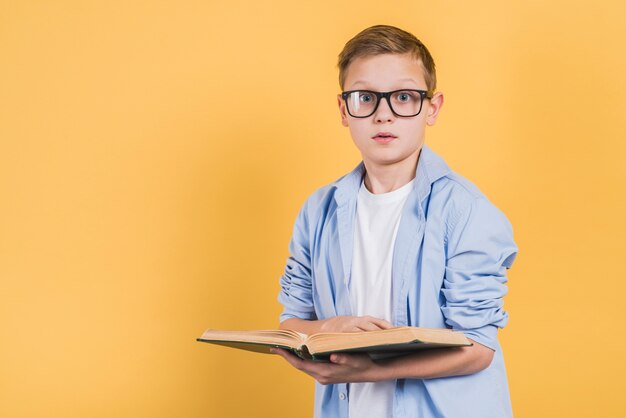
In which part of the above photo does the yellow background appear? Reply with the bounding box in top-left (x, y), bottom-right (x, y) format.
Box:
top-left (1, 1), bottom-right (625, 417)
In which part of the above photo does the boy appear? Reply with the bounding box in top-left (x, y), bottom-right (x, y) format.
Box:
top-left (271, 25), bottom-right (517, 418)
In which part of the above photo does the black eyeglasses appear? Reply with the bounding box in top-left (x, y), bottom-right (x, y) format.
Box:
top-left (341, 89), bottom-right (431, 118)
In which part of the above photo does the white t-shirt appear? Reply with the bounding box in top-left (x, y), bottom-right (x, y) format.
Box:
top-left (348, 177), bottom-right (415, 418)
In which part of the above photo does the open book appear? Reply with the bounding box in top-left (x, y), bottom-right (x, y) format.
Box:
top-left (197, 327), bottom-right (472, 361)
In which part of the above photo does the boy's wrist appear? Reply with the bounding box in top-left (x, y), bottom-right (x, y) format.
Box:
top-left (372, 356), bottom-right (412, 381)
top-left (368, 358), bottom-right (398, 382)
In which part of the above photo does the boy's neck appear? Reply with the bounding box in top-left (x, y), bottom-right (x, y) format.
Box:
top-left (362, 148), bottom-right (421, 194)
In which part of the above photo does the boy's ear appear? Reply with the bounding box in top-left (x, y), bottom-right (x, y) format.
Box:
top-left (337, 94), bottom-right (349, 127)
top-left (426, 92), bottom-right (444, 126)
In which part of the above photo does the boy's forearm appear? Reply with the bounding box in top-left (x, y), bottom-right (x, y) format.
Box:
top-left (375, 339), bottom-right (494, 380)
top-left (271, 338), bottom-right (495, 385)
top-left (278, 318), bottom-right (494, 380)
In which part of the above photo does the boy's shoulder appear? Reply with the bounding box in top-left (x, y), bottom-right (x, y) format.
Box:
top-left (432, 168), bottom-right (490, 211)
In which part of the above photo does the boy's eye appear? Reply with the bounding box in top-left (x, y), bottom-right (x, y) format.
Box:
top-left (359, 93), bottom-right (375, 103)
top-left (395, 91), bottom-right (414, 102)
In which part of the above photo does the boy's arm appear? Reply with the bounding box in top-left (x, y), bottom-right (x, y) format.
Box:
top-left (277, 197), bottom-right (393, 333)
top-left (440, 195), bottom-right (517, 351)
top-left (277, 200), bottom-right (317, 323)
top-left (271, 338), bottom-right (493, 384)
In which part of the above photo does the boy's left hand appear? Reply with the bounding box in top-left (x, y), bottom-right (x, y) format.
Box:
top-left (270, 348), bottom-right (386, 385)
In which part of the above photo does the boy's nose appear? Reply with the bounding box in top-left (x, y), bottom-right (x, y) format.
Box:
top-left (374, 98), bottom-right (395, 123)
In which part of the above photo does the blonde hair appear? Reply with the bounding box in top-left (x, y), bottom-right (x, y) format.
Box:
top-left (337, 25), bottom-right (436, 95)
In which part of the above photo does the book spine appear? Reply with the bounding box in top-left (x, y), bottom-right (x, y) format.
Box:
top-left (298, 345), bottom-right (313, 361)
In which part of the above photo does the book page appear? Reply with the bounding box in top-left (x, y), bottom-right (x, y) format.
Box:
top-left (305, 327), bottom-right (470, 355)
top-left (198, 329), bottom-right (304, 349)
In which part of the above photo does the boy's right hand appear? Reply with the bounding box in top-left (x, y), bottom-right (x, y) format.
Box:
top-left (279, 316), bottom-right (394, 335)
top-left (319, 316), bottom-right (393, 333)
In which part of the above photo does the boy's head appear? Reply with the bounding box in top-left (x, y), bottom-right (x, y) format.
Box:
top-left (335, 25), bottom-right (443, 172)
top-left (337, 25), bottom-right (436, 95)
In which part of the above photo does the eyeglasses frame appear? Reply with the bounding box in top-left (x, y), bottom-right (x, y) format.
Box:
top-left (340, 89), bottom-right (432, 118)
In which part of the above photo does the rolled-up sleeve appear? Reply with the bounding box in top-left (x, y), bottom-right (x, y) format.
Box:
top-left (278, 200), bottom-right (316, 322)
top-left (441, 196), bottom-right (518, 351)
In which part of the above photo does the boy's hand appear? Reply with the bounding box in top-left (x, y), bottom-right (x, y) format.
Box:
top-left (278, 315), bottom-right (393, 338)
top-left (270, 348), bottom-right (387, 385)
top-left (319, 315), bottom-right (393, 333)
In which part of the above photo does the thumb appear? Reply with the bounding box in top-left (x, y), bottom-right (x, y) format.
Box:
top-left (330, 353), bottom-right (346, 364)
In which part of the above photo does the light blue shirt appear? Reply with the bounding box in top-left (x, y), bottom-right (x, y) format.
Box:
top-left (278, 144), bottom-right (518, 418)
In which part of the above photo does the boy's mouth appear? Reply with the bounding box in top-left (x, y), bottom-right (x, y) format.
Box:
top-left (373, 132), bottom-right (397, 143)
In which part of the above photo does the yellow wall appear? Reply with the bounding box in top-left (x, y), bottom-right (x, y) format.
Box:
top-left (1, 1), bottom-right (625, 417)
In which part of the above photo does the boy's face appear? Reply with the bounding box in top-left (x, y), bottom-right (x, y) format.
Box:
top-left (337, 53), bottom-right (443, 169)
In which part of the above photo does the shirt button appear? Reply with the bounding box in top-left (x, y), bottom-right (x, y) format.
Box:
top-left (339, 392), bottom-right (346, 400)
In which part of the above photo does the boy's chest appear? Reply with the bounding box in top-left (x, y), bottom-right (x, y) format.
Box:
top-left (308, 198), bottom-right (448, 323)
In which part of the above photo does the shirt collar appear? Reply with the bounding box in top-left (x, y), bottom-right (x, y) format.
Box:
top-left (333, 144), bottom-right (452, 207)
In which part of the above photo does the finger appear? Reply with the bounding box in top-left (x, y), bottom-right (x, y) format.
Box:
top-left (273, 348), bottom-right (333, 379)
top-left (330, 353), bottom-right (349, 365)
top-left (364, 316), bottom-right (394, 330)
top-left (271, 348), bottom-right (305, 368)
top-left (270, 347), bottom-right (287, 356)
top-left (356, 321), bottom-right (384, 332)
